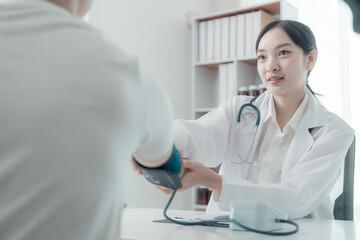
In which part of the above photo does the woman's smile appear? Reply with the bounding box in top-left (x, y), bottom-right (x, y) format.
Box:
top-left (268, 75), bottom-right (284, 84)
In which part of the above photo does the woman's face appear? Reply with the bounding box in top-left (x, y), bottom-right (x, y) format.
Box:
top-left (256, 27), bottom-right (316, 99)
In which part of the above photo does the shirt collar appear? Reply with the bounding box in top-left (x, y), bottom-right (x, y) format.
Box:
top-left (264, 96), bottom-right (274, 123)
top-left (265, 91), bottom-right (309, 132)
top-left (288, 91), bottom-right (309, 130)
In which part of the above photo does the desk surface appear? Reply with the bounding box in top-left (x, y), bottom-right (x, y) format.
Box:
top-left (120, 208), bottom-right (359, 240)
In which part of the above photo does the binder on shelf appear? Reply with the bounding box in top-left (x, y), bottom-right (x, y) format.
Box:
top-left (244, 12), bottom-right (253, 58)
top-left (198, 21), bottom-right (206, 62)
top-left (218, 63), bottom-right (227, 104)
top-left (227, 63), bottom-right (235, 99)
top-left (214, 18), bottom-right (222, 61)
top-left (229, 15), bottom-right (237, 59)
top-left (219, 63), bottom-right (236, 105)
top-left (196, 10), bottom-right (274, 62)
top-left (198, 21), bottom-right (207, 62)
top-left (236, 14), bottom-right (245, 59)
top-left (251, 10), bottom-right (275, 58)
top-left (206, 20), bottom-right (215, 61)
top-left (221, 17), bottom-right (230, 60)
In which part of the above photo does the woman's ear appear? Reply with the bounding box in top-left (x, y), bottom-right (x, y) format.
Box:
top-left (306, 49), bottom-right (317, 71)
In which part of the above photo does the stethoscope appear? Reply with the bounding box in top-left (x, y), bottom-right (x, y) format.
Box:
top-left (237, 97), bottom-right (260, 126)
top-left (235, 96), bottom-right (261, 164)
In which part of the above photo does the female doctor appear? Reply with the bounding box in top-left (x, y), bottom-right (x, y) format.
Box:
top-left (172, 20), bottom-right (354, 219)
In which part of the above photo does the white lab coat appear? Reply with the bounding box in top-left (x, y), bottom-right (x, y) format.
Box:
top-left (174, 89), bottom-right (354, 219)
top-left (0, 1), bottom-right (174, 239)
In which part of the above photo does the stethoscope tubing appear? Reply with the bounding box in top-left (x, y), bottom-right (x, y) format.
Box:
top-left (237, 96), bottom-right (261, 125)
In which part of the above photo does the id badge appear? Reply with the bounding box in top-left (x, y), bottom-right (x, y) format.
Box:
top-left (237, 111), bottom-right (258, 163)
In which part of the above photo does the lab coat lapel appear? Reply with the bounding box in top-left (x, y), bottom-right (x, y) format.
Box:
top-left (281, 92), bottom-right (328, 178)
top-left (240, 92), bottom-right (270, 179)
top-left (281, 120), bottom-right (314, 178)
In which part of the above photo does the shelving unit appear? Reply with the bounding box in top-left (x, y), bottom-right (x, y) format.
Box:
top-left (190, 0), bottom-right (298, 211)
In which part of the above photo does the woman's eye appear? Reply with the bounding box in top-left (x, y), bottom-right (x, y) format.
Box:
top-left (257, 55), bottom-right (265, 60)
top-left (279, 50), bottom-right (289, 56)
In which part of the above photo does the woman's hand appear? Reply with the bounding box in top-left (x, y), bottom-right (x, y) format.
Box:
top-left (129, 157), bottom-right (222, 196)
top-left (178, 160), bottom-right (222, 196)
top-left (177, 160), bottom-right (208, 191)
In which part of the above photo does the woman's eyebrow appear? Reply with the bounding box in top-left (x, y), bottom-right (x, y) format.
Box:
top-left (257, 43), bottom-right (293, 53)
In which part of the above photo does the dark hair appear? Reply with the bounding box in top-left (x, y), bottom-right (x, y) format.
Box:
top-left (255, 20), bottom-right (319, 97)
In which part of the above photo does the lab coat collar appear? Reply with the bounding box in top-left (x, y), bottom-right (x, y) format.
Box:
top-left (254, 90), bottom-right (271, 119)
top-left (301, 89), bottom-right (328, 129)
top-left (287, 92), bottom-right (309, 131)
top-left (281, 88), bottom-right (329, 178)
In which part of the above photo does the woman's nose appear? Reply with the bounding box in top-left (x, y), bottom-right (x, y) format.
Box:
top-left (266, 59), bottom-right (279, 72)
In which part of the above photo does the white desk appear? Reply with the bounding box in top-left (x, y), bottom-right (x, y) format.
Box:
top-left (120, 208), bottom-right (359, 240)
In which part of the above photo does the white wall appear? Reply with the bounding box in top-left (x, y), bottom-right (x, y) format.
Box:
top-left (89, 0), bottom-right (218, 210)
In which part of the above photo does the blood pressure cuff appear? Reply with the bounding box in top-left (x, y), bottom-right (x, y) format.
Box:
top-left (134, 145), bottom-right (183, 189)
top-left (159, 145), bottom-right (182, 174)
